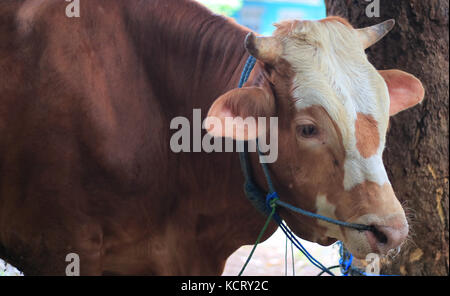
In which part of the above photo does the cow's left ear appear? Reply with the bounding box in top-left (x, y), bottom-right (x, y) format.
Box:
top-left (205, 87), bottom-right (275, 140)
top-left (379, 70), bottom-right (425, 116)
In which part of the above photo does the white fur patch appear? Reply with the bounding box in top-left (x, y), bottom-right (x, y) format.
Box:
top-left (343, 154), bottom-right (389, 190)
top-left (315, 194), bottom-right (342, 239)
top-left (283, 20), bottom-right (391, 190)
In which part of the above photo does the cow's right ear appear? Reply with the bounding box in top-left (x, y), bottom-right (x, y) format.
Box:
top-left (205, 87), bottom-right (275, 140)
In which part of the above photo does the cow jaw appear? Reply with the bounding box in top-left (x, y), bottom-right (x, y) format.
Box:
top-left (313, 186), bottom-right (409, 258)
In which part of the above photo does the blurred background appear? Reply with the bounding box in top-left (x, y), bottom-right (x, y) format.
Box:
top-left (197, 0), bottom-right (326, 35)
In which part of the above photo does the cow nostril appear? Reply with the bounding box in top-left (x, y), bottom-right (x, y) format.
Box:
top-left (366, 221), bottom-right (408, 253)
top-left (369, 225), bottom-right (388, 244)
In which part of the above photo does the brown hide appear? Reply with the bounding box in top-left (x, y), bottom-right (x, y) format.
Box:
top-left (0, 0), bottom-right (276, 275)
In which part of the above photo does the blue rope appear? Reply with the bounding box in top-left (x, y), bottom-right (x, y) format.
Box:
top-left (265, 193), bottom-right (335, 276)
top-left (339, 242), bottom-right (354, 276)
top-left (274, 200), bottom-right (372, 231)
top-left (238, 56), bottom-right (257, 88)
top-left (337, 242), bottom-right (398, 276)
top-left (237, 55), bottom-right (335, 276)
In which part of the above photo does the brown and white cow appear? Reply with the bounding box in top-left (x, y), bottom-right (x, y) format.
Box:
top-left (0, 0), bottom-right (423, 275)
top-left (207, 17), bottom-right (425, 259)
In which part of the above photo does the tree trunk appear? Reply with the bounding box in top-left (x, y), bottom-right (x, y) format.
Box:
top-left (325, 0), bottom-right (449, 276)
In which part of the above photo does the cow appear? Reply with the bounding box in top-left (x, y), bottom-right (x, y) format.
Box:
top-left (0, 0), bottom-right (424, 275)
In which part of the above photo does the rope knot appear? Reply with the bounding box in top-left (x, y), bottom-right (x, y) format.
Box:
top-left (265, 192), bottom-right (279, 211)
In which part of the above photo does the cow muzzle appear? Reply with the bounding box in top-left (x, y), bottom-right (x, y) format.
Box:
top-left (344, 213), bottom-right (409, 258)
top-left (365, 217), bottom-right (409, 255)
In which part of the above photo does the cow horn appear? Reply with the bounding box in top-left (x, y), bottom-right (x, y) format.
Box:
top-left (245, 32), bottom-right (282, 64)
top-left (357, 19), bottom-right (395, 49)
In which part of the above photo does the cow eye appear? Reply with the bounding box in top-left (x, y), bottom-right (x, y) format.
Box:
top-left (297, 124), bottom-right (318, 138)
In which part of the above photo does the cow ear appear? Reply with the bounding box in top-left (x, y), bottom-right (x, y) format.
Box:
top-left (379, 70), bottom-right (425, 116)
top-left (205, 87), bottom-right (275, 140)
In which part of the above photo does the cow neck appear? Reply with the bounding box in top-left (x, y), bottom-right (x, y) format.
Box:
top-left (126, 0), bottom-right (251, 116)
top-left (128, 1), bottom-right (272, 216)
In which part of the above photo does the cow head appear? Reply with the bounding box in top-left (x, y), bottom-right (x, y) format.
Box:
top-left (206, 17), bottom-right (424, 258)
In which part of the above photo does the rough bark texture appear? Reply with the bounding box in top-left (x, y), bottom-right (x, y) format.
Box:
top-left (325, 0), bottom-right (449, 276)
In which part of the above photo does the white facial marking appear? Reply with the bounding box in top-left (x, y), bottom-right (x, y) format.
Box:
top-left (281, 20), bottom-right (391, 190)
top-left (343, 154), bottom-right (389, 190)
top-left (315, 194), bottom-right (342, 239)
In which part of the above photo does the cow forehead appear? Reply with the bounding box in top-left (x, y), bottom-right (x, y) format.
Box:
top-left (279, 20), bottom-right (391, 189)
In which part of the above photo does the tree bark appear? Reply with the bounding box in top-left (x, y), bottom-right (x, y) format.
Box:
top-left (325, 0), bottom-right (449, 276)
